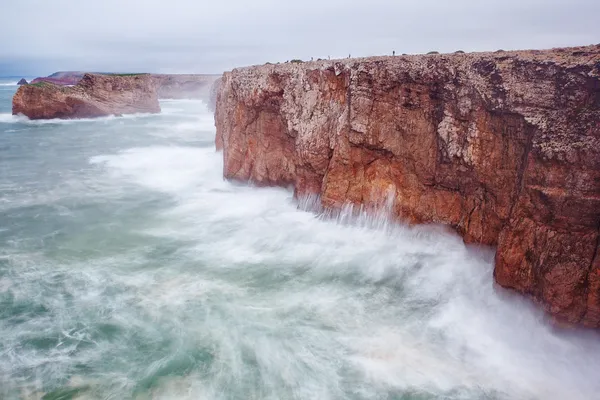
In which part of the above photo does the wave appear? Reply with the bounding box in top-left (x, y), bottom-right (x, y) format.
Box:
top-left (0, 82), bottom-right (17, 86)
top-left (0, 100), bottom-right (208, 125)
top-left (0, 113), bottom-right (22, 123)
top-left (0, 112), bottom-right (159, 125)
top-left (84, 143), bottom-right (600, 399)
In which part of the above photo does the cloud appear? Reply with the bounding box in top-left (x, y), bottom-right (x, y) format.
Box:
top-left (1, 0), bottom-right (599, 75)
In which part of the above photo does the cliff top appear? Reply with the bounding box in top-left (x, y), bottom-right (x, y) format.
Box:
top-left (231, 44), bottom-right (600, 75)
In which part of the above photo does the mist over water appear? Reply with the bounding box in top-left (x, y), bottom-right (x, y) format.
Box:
top-left (1, 79), bottom-right (600, 400)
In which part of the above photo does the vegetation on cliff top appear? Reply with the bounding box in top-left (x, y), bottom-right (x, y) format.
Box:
top-left (109, 73), bottom-right (147, 77)
top-left (29, 82), bottom-right (51, 88)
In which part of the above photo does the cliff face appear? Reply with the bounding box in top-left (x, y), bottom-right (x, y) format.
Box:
top-left (12, 73), bottom-right (160, 119)
top-left (215, 45), bottom-right (600, 327)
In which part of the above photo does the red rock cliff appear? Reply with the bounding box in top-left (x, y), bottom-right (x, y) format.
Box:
top-left (12, 73), bottom-right (160, 119)
top-left (215, 45), bottom-right (600, 327)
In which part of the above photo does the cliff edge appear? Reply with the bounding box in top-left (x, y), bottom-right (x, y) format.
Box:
top-left (12, 73), bottom-right (160, 119)
top-left (215, 45), bottom-right (600, 327)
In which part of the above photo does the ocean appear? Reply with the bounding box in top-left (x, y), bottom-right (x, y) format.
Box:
top-left (1, 77), bottom-right (599, 399)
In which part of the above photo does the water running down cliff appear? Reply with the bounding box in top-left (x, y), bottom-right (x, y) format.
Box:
top-left (1, 80), bottom-right (600, 399)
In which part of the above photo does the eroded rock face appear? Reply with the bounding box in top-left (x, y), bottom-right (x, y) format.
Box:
top-left (215, 45), bottom-right (600, 327)
top-left (12, 73), bottom-right (160, 119)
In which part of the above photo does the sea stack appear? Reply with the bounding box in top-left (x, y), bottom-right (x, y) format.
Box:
top-left (214, 45), bottom-right (600, 328)
top-left (17, 78), bottom-right (28, 85)
top-left (12, 73), bottom-right (160, 119)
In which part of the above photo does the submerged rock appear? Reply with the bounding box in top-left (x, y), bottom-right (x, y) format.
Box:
top-left (215, 45), bottom-right (600, 328)
top-left (12, 73), bottom-right (160, 119)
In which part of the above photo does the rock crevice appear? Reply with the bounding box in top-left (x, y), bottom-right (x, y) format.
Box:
top-left (215, 45), bottom-right (600, 327)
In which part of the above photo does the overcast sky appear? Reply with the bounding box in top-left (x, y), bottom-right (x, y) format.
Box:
top-left (2, 0), bottom-right (599, 76)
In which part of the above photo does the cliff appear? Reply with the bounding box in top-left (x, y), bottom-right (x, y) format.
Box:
top-left (12, 73), bottom-right (160, 119)
top-left (215, 45), bottom-right (600, 327)
top-left (26, 72), bottom-right (218, 101)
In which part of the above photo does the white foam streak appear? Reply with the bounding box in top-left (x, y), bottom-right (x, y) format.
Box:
top-left (0, 112), bottom-right (161, 125)
top-left (1, 100), bottom-right (211, 126)
top-left (91, 141), bottom-right (600, 399)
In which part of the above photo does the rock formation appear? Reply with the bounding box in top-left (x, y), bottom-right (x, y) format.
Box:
top-left (215, 45), bottom-right (600, 327)
top-left (12, 73), bottom-right (160, 119)
top-left (17, 78), bottom-right (28, 85)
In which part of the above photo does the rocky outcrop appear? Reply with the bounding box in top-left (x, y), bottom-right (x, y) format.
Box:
top-left (17, 78), bottom-right (28, 85)
top-left (12, 73), bottom-right (160, 119)
top-left (215, 45), bottom-right (600, 327)
top-left (151, 74), bottom-right (220, 99)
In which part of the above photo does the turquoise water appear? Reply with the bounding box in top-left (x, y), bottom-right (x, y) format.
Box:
top-left (1, 77), bottom-right (600, 399)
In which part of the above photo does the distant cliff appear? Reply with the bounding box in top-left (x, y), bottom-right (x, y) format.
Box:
top-left (151, 74), bottom-right (220, 99)
top-left (13, 71), bottom-right (220, 119)
top-left (13, 73), bottom-right (160, 119)
top-left (215, 45), bottom-right (600, 327)
top-left (28, 72), bottom-right (219, 100)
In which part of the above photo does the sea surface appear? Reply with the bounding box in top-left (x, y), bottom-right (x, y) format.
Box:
top-left (1, 77), bottom-right (600, 400)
